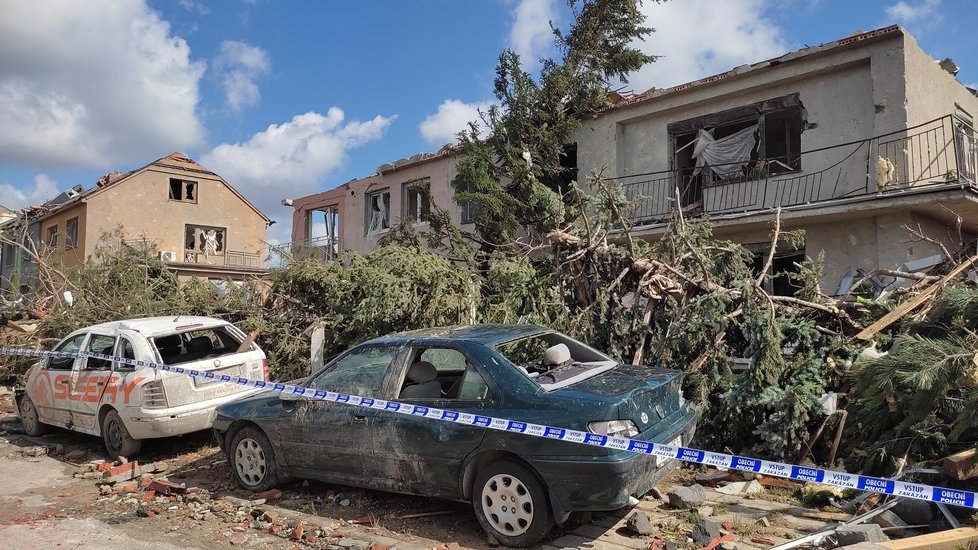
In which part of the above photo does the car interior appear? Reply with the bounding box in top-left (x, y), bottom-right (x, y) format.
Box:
top-left (398, 347), bottom-right (488, 400)
top-left (153, 328), bottom-right (242, 365)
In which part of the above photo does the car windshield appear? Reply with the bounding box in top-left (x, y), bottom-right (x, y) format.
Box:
top-left (494, 331), bottom-right (617, 391)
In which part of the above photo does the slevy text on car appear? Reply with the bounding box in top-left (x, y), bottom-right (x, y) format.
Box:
top-left (16, 316), bottom-right (268, 458)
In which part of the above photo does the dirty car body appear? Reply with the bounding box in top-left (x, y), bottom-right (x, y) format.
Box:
top-left (16, 316), bottom-right (268, 458)
top-left (214, 325), bottom-right (696, 547)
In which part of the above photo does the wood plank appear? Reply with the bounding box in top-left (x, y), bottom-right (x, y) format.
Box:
top-left (942, 448), bottom-right (978, 480)
top-left (879, 527), bottom-right (978, 550)
top-left (855, 255), bottom-right (978, 341)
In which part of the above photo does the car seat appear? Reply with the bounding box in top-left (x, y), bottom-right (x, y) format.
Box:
top-left (399, 361), bottom-right (442, 399)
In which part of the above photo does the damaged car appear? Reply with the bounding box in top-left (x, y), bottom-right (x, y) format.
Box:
top-left (17, 316), bottom-right (268, 458)
top-left (213, 324), bottom-right (696, 547)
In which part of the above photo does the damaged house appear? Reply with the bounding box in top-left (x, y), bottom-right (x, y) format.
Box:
top-left (0, 152), bottom-right (272, 293)
top-left (286, 25), bottom-right (978, 298)
top-left (577, 25), bottom-right (978, 295)
top-left (286, 149), bottom-right (473, 257)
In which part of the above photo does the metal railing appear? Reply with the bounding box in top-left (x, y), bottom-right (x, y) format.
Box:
top-left (616, 115), bottom-right (978, 225)
top-left (275, 235), bottom-right (343, 263)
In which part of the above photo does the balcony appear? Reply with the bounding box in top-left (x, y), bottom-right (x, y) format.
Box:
top-left (275, 235), bottom-right (343, 264)
top-left (616, 115), bottom-right (978, 226)
top-left (183, 249), bottom-right (262, 268)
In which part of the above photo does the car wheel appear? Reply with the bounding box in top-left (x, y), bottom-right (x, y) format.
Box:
top-left (472, 459), bottom-right (553, 547)
top-left (102, 409), bottom-right (142, 459)
top-left (19, 395), bottom-right (48, 437)
top-left (229, 426), bottom-right (281, 492)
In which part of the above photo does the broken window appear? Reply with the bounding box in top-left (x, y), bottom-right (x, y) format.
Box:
top-left (308, 345), bottom-right (398, 397)
top-left (48, 334), bottom-right (85, 370)
top-left (398, 347), bottom-right (489, 400)
top-left (169, 178), bottom-right (198, 203)
top-left (65, 217), bottom-right (79, 249)
top-left (402, 179), bottom-right (431, 224)
top-left (84, 334), bottom-right (116, 371)
top-left (45, 225), bottom-right (58, 248)
top-left (955, 105), bottom-right (977, 182)
top-left (184, 224), bottom-right (226, 262)
top-left (457, 178), bottom-right (479, 225)
top-left (746, 243), bottom-right (806, 297)
top-left (669, 94), bottom-right (805, 208)
top-left (366, 190), bottom-right (390, 234)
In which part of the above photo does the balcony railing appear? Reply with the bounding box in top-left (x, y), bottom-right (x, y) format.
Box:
top-left (616, 115), bottom-right (978, 225)
top-left (183, 249), bottom-right (262, 268)
top-left (274, 235), bottom-right (343, 264)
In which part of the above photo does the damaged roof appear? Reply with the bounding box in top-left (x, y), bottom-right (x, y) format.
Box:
top-left (610, 25), bottom-right (903, 110)
top-left (22, 152), bottom-right (271, 224)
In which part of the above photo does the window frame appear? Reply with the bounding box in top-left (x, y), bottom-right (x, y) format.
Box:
top-left (365, 189), bottom-right (391, 235)
top-left (46, 333), bottom-right (86, 371)
top-left (83, 333), bottom-right (117, 371)
top-left (398, 345), bottom-right (491, 402)
top-left (65, 216), bottom-right (79, 249)
top-left (45, 224), bottom-right (59, 248)
top-left (169, 178), bottom-right (199, 204)
top-left (307, 344), bottom-right (401, 397)
top-left (402, 179), bottom-right (431, 225)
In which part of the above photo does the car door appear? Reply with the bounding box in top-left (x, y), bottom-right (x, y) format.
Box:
top-left (377, 344), bottom-right (497, 498)
top-left (283, 344), bottom-right (402, 481)
top-left (30, 333), bottom-right (87, 427)
top-left (68, 332), bottom-right (116, 431)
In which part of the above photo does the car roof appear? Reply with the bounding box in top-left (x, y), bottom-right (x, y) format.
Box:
top-left (82, 316), bottom-right (230, 336)
top-left (364, 324), bottom-right (551, 347)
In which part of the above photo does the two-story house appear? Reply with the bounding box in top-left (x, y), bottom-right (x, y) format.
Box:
top-left (577, 25), bottom-right (978, 295)
top-left (0, 152), bottom-right (272, 293)
top-left (286, 149), bottom-right (474, 260)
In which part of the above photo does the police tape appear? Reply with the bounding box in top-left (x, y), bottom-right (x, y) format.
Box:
top-left (4, 346), bottom-right (976, 510)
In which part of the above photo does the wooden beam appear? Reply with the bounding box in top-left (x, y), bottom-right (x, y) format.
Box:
top-left (879, 527), bottom-right (978, 550)
top-left (943, 448), bottom-right (978, 480)
top-left (855, 255), bottom-right (978, 341)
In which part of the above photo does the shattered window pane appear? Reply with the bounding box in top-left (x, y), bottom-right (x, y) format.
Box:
top-left (184, 225), bottom-right (226, 261)
top-left (309, 345), bottom-right (397, 396)
top-left (45, 225), bottom-right (58, 248)
top-left (65, 217), bottom-right (79, 249)
top-left (366, 191), bottom-right (390, 234)
top-left (169, 178), bottom-right (198, 203)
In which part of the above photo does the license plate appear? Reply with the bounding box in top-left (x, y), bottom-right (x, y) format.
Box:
top-left (655, 435), bottom-right (683, 467)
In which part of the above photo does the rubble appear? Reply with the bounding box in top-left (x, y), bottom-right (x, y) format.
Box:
top-left (667, 484), bottom-right (707, 509)
top-left (625, 511), bottom-right (655, 535)
top-left (836, 524), bottom-right (888, 545)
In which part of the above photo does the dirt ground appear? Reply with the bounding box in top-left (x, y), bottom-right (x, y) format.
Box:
top-left (5, 385), bottom-right (957, 550)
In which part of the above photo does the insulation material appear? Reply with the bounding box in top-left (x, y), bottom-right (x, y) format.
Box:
top-left (692, 124), bottom-right (759, 178)
top-left (876, 156), bottom-right (896, 188)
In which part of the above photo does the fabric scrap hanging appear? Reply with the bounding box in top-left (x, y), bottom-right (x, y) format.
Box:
top-left (692, 124), bottom-right (759, 179)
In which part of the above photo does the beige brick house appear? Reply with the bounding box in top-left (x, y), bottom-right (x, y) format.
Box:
top-left (1, 152), bottom-right (271, 292)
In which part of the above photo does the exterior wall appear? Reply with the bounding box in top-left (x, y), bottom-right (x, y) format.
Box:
top-left (83, 165), bottom-right (267, 267)
top-left (576, 32), bottom-right (905, 216)
top-left (39, 202), bottom-right (87, 269)
top-left (902, 34), bottom-right (978, 128)
top-left (292, 154), bottom-right (473, 255)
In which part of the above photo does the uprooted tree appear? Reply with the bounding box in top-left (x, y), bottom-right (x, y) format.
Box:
top-left (2, 0), bottom-right (977, 472)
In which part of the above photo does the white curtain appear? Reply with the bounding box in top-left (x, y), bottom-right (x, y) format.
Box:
top-left (692, 124), bottom-right (759, 179)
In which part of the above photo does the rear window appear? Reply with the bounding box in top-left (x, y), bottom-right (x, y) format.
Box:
top-left (151, 326), bottom-right (244, 365)
top-left (495, 331), bottom-right (616, 391)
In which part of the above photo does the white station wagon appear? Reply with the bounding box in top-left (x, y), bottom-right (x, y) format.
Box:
top-left (16, 316), bottom-right (268, 458)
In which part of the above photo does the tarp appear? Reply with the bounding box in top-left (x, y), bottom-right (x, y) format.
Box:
top-left (692, 124), bottom-right (759, 179)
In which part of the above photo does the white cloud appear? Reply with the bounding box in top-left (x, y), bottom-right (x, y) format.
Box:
top-left (214, 40), bottom-right (270, 112)
top-left (0, 0), bottom-right (206, 169)
top-left (625, 0), bottom-right (790, 91)
top-left (885, 0), bottom-right (943, 31)
top-left (178, 0), bottom-right (210, 15)
top-left (419, 99), bottom-right (495, 146)
top-left (0, 174), bottom-right (61, 210)
top-left (200, 108), bottom-right (395, 225)
top-left (509, 0), bottom-right (558, 68)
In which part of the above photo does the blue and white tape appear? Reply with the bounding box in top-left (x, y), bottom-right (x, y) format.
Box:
top-left (5, 346), bottom-right (976, 509)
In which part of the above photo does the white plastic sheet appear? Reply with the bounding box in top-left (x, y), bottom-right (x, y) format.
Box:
top-left (692, 124), bottom-right (759, 178)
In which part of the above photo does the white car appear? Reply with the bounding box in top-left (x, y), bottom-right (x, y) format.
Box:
top-left (16, 316), bottom-right (268, 458)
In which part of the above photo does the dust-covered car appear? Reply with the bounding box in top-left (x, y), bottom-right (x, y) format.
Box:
top-left (16, 316), bottom-right (268, 458)
top-left (213, 324), bottom-right (696, 547)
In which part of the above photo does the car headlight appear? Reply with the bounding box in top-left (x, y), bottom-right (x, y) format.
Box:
top-left (588, 419), bottom-right (639, 438)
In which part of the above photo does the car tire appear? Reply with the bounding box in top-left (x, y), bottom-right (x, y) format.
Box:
top-left (472, 459), bottom-right (553, 547)
top-left (102, 409), bottom-right (142, 459)
top-left (229, 426), bottom-right (281, 492)
top-left (19, 395), bottom-right (48, 437)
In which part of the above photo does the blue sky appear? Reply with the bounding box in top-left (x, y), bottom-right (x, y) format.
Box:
top-left (1, 0), bottom-right (976, 243)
